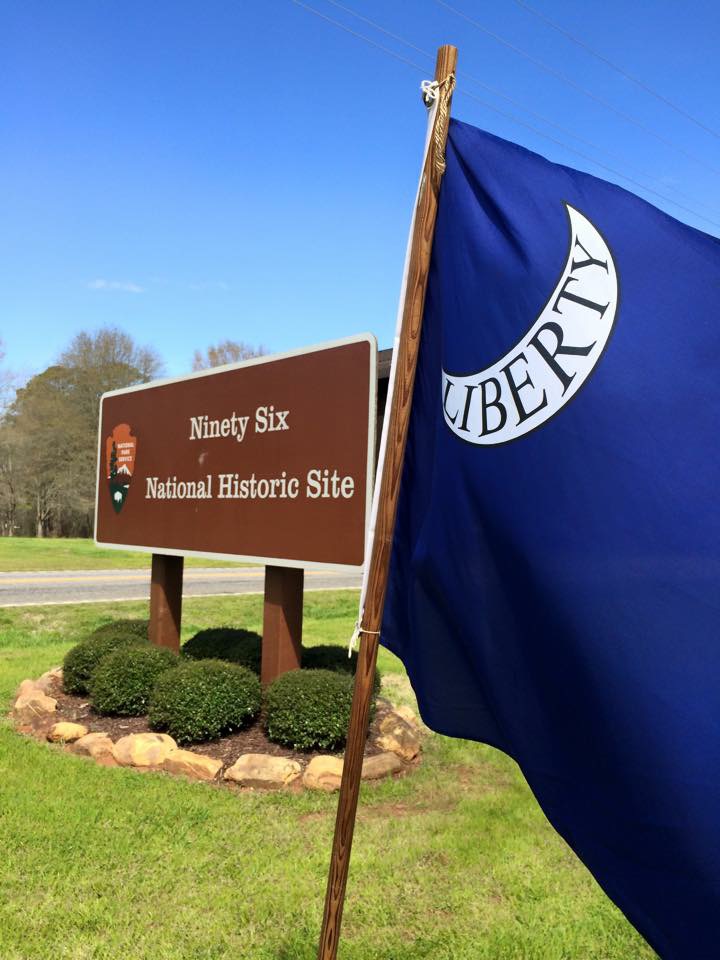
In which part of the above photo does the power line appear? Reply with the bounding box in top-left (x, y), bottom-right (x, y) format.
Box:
top-left (291, 0), bottom-right (427, 75)
top-left (459, 67), bottom-right (718, 216)
top-left (512, 0), bottom-right (720, 141)
top-left (434, 0), bottom-right (720, 177)
top-left (290, 0), bottom-right (720, 230)
top-left (316, 0), bottom-right (720, 218)
top-left (322, 0), bottom-right (431, 59)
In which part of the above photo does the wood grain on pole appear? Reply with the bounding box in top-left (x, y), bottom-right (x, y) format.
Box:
top-left (149, 553), bottom-right (184, 652)
top-left (317, 44), bottom-right (457, 960)
top-left (261, 565), bottom-right (304, 684)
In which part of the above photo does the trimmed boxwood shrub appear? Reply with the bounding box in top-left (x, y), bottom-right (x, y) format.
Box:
top-left (63, 630), bottom-right (150, 695)
top-left (302, 645), bottom-right (381, 696)
top-left (90, 646), bottom-right (179, 716)
top-left (89, 619), bottom-right (149, 644)
top-left (264, 668), bottom-right (356, 751)
top-left (148, 659), bottom-right (261, 744)
top-left (181, 628), bottom-right (262, 673)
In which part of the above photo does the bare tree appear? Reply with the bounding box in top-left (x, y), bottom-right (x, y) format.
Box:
top-left (192, 340), bottom-right (266, 371)
top-left (60, 327), bottom-right (161, 378)
top-left (60, 327), bottom-right (163, 424)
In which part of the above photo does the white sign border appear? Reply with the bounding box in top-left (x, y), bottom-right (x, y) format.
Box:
top-left (94, 332), bottom-right (378, 572)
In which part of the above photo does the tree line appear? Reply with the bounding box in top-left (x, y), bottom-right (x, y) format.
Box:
top-left (0, 330), bottom-right (265, 537)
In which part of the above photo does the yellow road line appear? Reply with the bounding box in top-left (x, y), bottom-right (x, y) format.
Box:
top-left (0, 572), bottom-right (261, 585)
top-left (0, 585), bottom-right (359, 608)
top-left (0, 569), bottom-right (351, 586)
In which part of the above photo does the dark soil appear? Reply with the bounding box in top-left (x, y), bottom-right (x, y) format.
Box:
top-left (46, 675), bottom-right (395, 772)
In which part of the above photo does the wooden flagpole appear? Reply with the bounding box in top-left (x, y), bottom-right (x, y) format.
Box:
top-left (317, 44), bottom-right (457, 960)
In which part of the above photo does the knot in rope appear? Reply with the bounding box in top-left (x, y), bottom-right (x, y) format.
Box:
top-left (348, 619), bottom-right (381, 656)
top-left (420, 72), bottom-right (456, 107)
top-left (421, 79), bottom-right (439, 105)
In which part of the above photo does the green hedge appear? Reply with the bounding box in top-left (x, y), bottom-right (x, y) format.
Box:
top-left (63, 627), bottom-right (150, 695)
top-left (264, 668), bottom-right (356, 751)
top-left (302, 645), bottom-right (381, 696)
top-left (149, 659), bottom-right (261, 744)
top-left (90, 646), bottom-right (178, 716)
top-left (89, 619), bottom-right (149, 643)
top-left (181, 628), bottom-right (261, 673)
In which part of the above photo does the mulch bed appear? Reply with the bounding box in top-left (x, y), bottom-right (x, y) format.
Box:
top-left (46, 675), bottom-right (393, 769)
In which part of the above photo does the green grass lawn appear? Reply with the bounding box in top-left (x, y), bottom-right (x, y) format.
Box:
top-left (0, 537), bottom-right (247, 571)
top-left (0, 591), bottom-right (656, 960)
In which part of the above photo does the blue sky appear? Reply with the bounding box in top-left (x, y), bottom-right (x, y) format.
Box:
top-left (2, 0), bottom-right (719, 382)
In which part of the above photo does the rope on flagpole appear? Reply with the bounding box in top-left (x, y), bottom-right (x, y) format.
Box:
top-left (348, 621), bottom-right (381, 656)
top-left (421, 73), bottom-right (457, 179)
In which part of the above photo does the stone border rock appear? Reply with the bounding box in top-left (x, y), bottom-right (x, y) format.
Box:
top-left (8, 668), bottom-right (424, 792)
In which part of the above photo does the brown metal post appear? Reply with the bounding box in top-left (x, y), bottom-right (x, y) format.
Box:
top-left (317, 45), bottom-right (457, 960)
top-left (149, 553), bottom-right (184, 652)
top-left (262, 565), bottom-right (304, 684)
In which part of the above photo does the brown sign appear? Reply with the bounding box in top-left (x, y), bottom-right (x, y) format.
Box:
top-left (95, 336), bottom-right (376, 568)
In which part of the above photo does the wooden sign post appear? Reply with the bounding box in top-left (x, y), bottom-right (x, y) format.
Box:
top-left (149, 553), bottom-right (184, 652)
top-left (261, 565), bottom-right (304, 683)
top-left (147, 555), bottom-right (303, 674)
top-left (317, 45), bottom-right (457, 960)
top-left (94, 336), bottom-right (377, 680)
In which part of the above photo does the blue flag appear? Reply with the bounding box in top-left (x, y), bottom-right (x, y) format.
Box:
top-left (381, 118), bottom-right (720, 958)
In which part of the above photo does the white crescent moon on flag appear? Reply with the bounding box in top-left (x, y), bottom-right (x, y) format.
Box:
top-left (442, 204), bottom-right (619, 445)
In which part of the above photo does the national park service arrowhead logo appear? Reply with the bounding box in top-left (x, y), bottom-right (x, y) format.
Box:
top-left (106, 424), bottom-right (137, 514)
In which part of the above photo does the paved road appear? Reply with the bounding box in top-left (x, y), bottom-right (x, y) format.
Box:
top-left (0, 567), bottom-right (363, 607)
